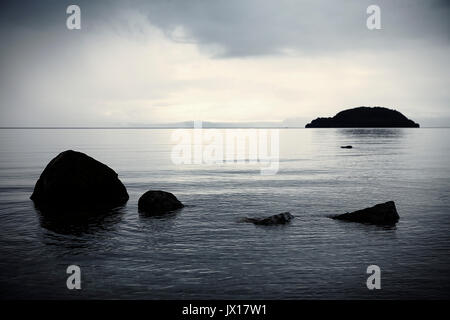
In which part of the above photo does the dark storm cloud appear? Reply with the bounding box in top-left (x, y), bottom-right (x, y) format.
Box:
top-left (144, 0), bottom-right (450, 56)
top-left (1, 0), bottom-right (448, 57)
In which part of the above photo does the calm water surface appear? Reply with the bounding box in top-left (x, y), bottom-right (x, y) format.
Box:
top-left (0, 128), bottom-right (449, 299)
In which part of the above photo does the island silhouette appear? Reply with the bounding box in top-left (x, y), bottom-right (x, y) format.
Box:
top-left (305, 107), bottom-right (420, 128)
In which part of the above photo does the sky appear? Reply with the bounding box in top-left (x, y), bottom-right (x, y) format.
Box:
top-left (0, 0), bottom-right (449, 127)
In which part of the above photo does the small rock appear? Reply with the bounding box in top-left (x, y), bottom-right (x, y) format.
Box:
top-left (341, 145), bottom-right (353, 149)
top-left (138, 190), bottom-right (184, 215)
top-left (241, 212), bottom-right (294, 225)
top-left (332, 201), bottom-right (399, 225)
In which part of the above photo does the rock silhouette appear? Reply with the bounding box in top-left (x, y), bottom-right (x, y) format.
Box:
top-left (31, 150), bottom-right (129, 215)
top-left (138, 190), bottom-right (184, 215)
top-left (341, 145), bottom-right (353, 149)
top-left (332, 201), bottom-right (399, 225)
top-left (305, 107), bottom-right (420, 128)
top-left (241, 212), bottom-right (294, 225)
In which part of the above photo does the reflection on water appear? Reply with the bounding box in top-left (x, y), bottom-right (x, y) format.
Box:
top-left (332, 217), bottom-right (399, 230)
top-left (338, 128), bottom-right (405, 139)
top-left (336, 128), bottom-right (405, 141)
top-left (138, 211), bottom-right (179, 234)
top-left (37, 206), bottom-right (126, 235)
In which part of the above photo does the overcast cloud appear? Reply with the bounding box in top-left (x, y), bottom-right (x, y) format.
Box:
top-left (0, 0), bottom-right (449, 126)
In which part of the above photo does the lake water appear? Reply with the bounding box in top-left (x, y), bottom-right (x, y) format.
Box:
top-left (0, 128), bottom-right (449, 299)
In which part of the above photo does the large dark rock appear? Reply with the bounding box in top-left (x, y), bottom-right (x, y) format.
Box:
top-left (241, 212), bottom-right (294, 226)
top-left (305, 107), bottom-right (420, 128)
top-left (138, 190), bottom-right (184, 215)
top-left (30, 150), bottom-right (129, 215)
top-left (332, 201), bottom-right (399, 225)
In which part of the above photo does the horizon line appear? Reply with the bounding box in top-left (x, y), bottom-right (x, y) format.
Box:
top-left (0, 126), bottom-right (449, 129)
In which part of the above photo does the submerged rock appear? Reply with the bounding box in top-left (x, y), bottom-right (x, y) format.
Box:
top-left (138, 190), bottom-right (184, 215)
top-left (30, 150), bottom-right (129, 215)
top-left (305, 106), bottom-right (420, 128)
top-left (332, 201), bottom-right (399, 225)
top-left (341, 145), bottom-right (353, 149)
top-left (241, 212), bottom-right (294, 226)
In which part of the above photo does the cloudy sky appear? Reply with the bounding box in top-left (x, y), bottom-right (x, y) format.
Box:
top-left (0, 0), bottom-right (449, 126)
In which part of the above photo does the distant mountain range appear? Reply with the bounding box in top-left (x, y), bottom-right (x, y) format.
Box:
top-left (114, 119), bottom-right (308, 128)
